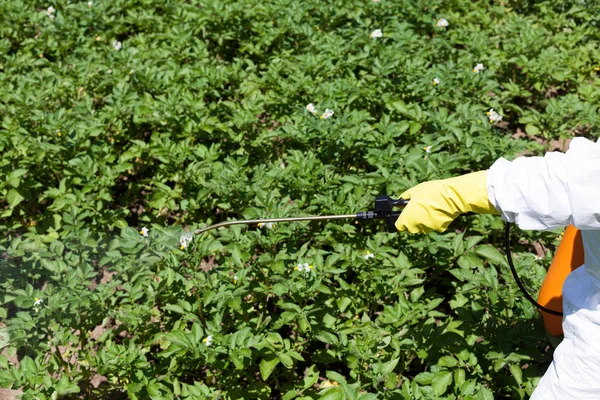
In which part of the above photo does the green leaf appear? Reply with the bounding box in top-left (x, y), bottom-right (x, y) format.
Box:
top-left (8, 169), bottom-right (27, 188)
top-left (409, 121), bottom-right (422, 135)
top-left (302, 365), bottom-right (319, 389)
top-left (319, 387), bottom-right (343, 400)
top-left (173, 379), bottom-right (181, 396)
top-left (431, 370), bottom-right (452, 395)
top-left (380, 358), bottom-right (399, 375)
top-left (336, 297), bottom-right (351, 313)
top-left (259, 358), bottom-right (280, 381)
top-left (509, 363), bottom-right (523, 384)
top-left (325, 370), bottom-right (347, 384)
top-left (340, 382), bottom-right (358, 400)
top-left (163, 304), bottom-right (186, 315)
top-left (288, 350), bottom-right (305, 361)
top-left (525, 124), bottom-right (540, 136)
top-left (20, 356), bottom-right (36, 376)
top-left (390, 100), bottom-right (408, 114)
top-left (282, 389), bottom-right (299, 400)
top-left (358, 394), bottom-right (378, 400)
top-left (454, 368), bottom-right (466, 389)
top-left (414, 371), bottom-right (433, 385)
top-left (316, 331), bottom-right (339, 345)
top-left (277, 352), bottom-right (294, 368)
top-left (6, 189), bottom-right (24, 208)
top-left (437, 356), bottom-right (458, 368)
top-left (479, 386), bottom-right (495, 400)
top-left (229, 351), bottom-right (244, 370)
top-left (475, 245), bottom-right (508, 268)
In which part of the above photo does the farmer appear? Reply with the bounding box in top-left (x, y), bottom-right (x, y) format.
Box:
top-left (395, 137), bottom-right (600, 399)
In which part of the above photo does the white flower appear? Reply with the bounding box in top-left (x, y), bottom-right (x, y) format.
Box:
top-left (436, 18), bottom-right (449, 28)
top-left (424, 145), bottom-right (432, 153)
top-left (46, 6), bottom-right (56, 19)
top-left (88, 1), bottom-right (93, 7)
top-left (129, 69), bottom-right (134, 74)
top-left (179, 232), bottom-right (193, 250)
top-left (294, 263), bottom-right (313, 273)
top-left (534, 255), bottom-right (543, 261)
top-left (113, 40), bottom-right (122, 51)
top-left (203, 335), bottom-right (213, 346)
top-left (320, 109), bottom-right (334, 120)
top-left (257, 222), bottom-right (275, 229)
top-left (487, 108), bottom-right (503, 123)
top-left (473, 63), bottom-right (484, 73)
top-left (140, 227), bottom-right (149, 237)
top-left (364, 251), bottom-right (375, 260)
top-left (106, 69), bottom-right (112, 74)
top-left (233, 275), bottom-right (239, 284)
top-left (433, 77), bottom-right (440, 85)
top-left (33, 297), bottom-right (43, 312)
top-left (370, 29), bottom-right (383, 39)
top-left (306, 103), bottom-right (317, 115)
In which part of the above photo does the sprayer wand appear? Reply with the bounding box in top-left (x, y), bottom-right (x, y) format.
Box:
top-left (193, 196), bottom-right (408, 235)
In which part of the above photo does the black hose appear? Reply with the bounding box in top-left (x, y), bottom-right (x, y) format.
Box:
top-left (504, 223), bottom-right (563, 317)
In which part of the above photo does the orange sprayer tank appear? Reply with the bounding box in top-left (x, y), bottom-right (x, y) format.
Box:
top-left (537, 225), bottom-right (584, 336)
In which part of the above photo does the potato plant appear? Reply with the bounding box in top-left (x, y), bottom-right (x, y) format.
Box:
top-left (1, 0), bottom-right (599, 398)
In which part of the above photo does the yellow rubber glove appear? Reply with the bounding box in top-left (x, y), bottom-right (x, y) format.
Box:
top-left (395, 170), bottom-right (498, 234)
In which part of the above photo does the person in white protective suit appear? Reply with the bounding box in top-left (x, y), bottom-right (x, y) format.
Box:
top-left (395, 137), bottom-right (600, 399)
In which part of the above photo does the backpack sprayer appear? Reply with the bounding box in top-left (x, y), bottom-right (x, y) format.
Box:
top-left (194, 196), bottom-right (563, 317)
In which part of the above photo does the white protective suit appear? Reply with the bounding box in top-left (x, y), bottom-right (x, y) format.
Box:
top-left (487, 137), bottom-right (600, 399)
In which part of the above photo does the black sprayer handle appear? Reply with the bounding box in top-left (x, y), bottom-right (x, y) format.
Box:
top-left (356, 195), bottom-right (408, 233)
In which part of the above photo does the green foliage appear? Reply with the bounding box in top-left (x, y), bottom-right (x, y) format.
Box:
top-left (0, 0), bottom-right (596, 398)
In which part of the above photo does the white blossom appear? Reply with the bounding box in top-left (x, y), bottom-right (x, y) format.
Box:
top-left (320, 109), bottom-right (334, 120)
top-left (140, 227), bottom-right (149, 237)
top-left (294, 263), bottom-right (313, 273)
top-left (87, 1), bottom-right (93, 7)
top-left (233, 275), bottom-right (239, 284)
top-left (370, 29), bottom-right (383, 39)
top-left (179, 232), bottom-right (193, 250)
top-left (433, 77), bottom-right (440, 85)
top-left (424, 145), bottom-right (432, 153)
top-left (364, 251), bottom-right (375, 260)
top-left (473, 63), bottom-right (484, 73)
top-left (487, 108), bottom-right (503, 123)
top-left (33, 297), bottom-right (43, 312)
top-left (257, 222), bottom-right (275, 229)
top-left (436, 18), bottom-right (449, 28)
top-left (203, 335), bottom-right (213, 346)
top-left (46, 6), bottom-right (56, 19)
top-left (113, 40), bottom-right (122, 51)
top-left (306, 103), bottom-right (317, 115)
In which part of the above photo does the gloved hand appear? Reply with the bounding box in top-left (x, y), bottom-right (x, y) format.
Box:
top-left (395, 170), bottom-right (498, 234)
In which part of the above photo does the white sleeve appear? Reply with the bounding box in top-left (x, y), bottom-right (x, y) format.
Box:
top-left (486, 137), bottom-right (600, 230)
